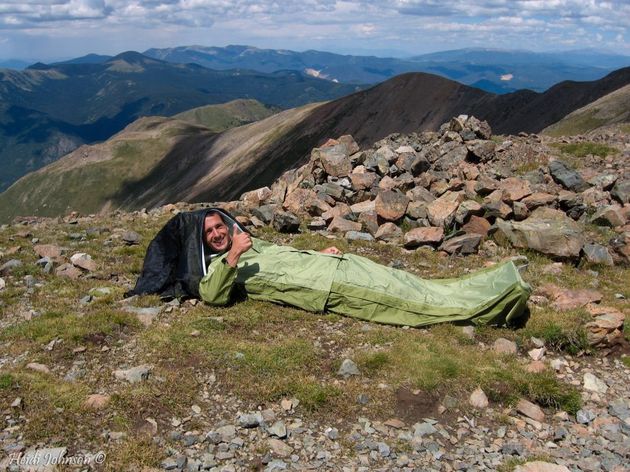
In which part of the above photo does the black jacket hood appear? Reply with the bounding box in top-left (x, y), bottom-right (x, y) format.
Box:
top-left (126, 208), bottom-right (247, 299)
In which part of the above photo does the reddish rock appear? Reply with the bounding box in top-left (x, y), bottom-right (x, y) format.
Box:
top-left (378, 176), bottom-right (398, 191)
top-left (427, 192), bottom-right (463, 227)
top-left (84, 394), bottom-right (111, 410)
top-left (538, 284), bottom-right (602, 311)
top-left (33, 244), bottom-right (64, 261)
top-left (526, 361), bottom-right (547, 373)
top-left (358, 211), bottom-right (379, 235)
top-left (512, 201), bottom-right (529, 221)
top-left (406, 201), bottom-right (428, 219)
top-left (521, 192), bottom-right (557, 210)
top-left (321, 203), bottom-right (352, 222)
top-left (283, 188), bottom-right (318, 215)
top-left (312, 143), bottom-right (352, 177)
top-left (375, 190), bottom-right (410, 221)
top-left (430, 180), bottom-right (450, 196)
top-left (328, 217), bottom-right (362, 233)
top-left (70, 253), bottom-right (97, 272)
top-left (375, 222), bottom-right (403, 242)
top-left (403, 227), bottom-right (444, 247)
top-left (516, 398), bottom-right (545, 422)
top-left (439, 233), bottom-right (482, 255)
top-left (350, 172), bottom-right (378, 191)
top-left (514, 461), bottom-right (570, 472)
top-left (462, 216), bottom-right (491, 236)
top-left (55, 263), bottom-right (82, 279)
top-left (350, 200), bottom-right (375, 214)
top-left (406, 186), bottom-right (435, 203)
top-left (498, 177), bottom-right (532, 202)
top-left (590, 205), bottom-right (626, 227)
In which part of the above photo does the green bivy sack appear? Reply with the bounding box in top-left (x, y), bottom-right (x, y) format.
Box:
top-left (199, 238), bottom-right (531, 328)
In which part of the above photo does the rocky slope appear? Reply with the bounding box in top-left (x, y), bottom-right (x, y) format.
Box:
top-left (0, 116), bottom-right (628, 471)
top-left (3, 68), bottom-right (630, 223)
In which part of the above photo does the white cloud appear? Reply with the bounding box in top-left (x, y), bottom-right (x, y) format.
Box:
top-left (0, 0), bottom-right (628, 59)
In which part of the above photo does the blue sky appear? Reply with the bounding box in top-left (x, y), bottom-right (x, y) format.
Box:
top-left (0, 0), bottom-right (628, 61)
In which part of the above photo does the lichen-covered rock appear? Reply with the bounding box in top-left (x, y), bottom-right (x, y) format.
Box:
top-left (494, 208), bottom-right (585, 259)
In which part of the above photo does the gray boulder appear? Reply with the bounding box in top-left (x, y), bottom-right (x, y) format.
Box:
top-left (494, 207), bottom-right (585, 259)
top-left (548, 160), bottom-right (590, 192)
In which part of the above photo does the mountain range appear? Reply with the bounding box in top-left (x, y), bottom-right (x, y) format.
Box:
top-left (1, 66), bottom-right (628, 223)
top-left (142, 45), bottom-right (629, 93)
top-left (0, 52), bottom-right (360, 192)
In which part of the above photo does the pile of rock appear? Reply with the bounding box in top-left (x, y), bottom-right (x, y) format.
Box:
top-left (234, 115), bottom-right (629, 265)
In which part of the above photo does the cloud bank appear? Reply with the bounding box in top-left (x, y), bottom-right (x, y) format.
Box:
top-left (0, 0), bottom-right (628, 60)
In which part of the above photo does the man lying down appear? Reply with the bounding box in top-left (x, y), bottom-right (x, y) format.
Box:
top-left (196, 209), bottom-right (531, 328)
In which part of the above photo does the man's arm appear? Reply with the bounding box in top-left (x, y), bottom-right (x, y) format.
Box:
top-left (199, 256), bottom-right (238, 305)
top-left (199, 227), bottom-right (252, 305)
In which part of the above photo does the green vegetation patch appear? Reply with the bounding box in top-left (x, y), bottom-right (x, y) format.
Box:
top-left (1, 309), bottom-right (140, 347)
top-left (553, 142), bottom-right (617, 158)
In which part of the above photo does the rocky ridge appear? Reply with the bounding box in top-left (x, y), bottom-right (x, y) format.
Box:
top-left (0, 117), bottom-right (629, 472)
top-left (229, 116), bottom-right (629, 350)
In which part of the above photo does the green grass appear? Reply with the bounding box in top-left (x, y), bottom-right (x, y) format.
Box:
top-left (553, 142), bottom-right (617, 159)
top-left (0, 373), bottom-right (14, 389)
top-left (544, 110), bottom-right (608, 137)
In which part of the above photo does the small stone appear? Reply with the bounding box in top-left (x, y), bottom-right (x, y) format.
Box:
top-left (26, 362), bottom-right (50, 374)
top-left (325, 427), bottom-right (339, 440)
top-left (121, 230), bottom-right (141, 245)
top-left (0, 277), bottom-right (5, 290)
top-left (267, 438), bottom-right (293, 458)
top-left (516, 398), bottom-right (545, 422)
top-left (280, 398), bottom-right (293, 411)
top-left (70, 252), bottom-right (97, 272)
top-left (55, 263), bottom-right (82, 279)
top-left (0, 259), bottom-right (22, 275)
top-left (214, 425), bottom-right (237, 442)
top-left (528, 347), bottom-right (546, 361)
top-left (526, 361), bottom-right (547, 373)
top-left (461, 326), bottom-right (475, 339)
top-left (267, 421), bottom-right (287, 438)
top-left (84, 394), bottom-right (111, 409)
top-left (384, 418), bottom-right (405, 429)
top-left (493, 338), bottom-right (517, 355)
top-left (576, 409), bottom-right (596, 424)
top-left (113, 364), bottom-right (151, 383)
top-left (514, 461), bottom-right (570, 472)
top-left (238, 411), bottom-right (263, 428)
top-left (11, 397), bottom-right (22, 408)
top-left (337, 358), bottom-right (360, 378)
top-left (413, 422), bottom-right (437, 437)
top-left (469, 387), bottom-right (489, 409)
top-left (583, 372), bottom-right (608, 394)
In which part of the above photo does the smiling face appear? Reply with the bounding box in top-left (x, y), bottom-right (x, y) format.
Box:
top-left (204, 213), bottom-right (231, 252)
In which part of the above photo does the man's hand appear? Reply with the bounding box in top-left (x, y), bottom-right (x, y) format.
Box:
top-left (225, 226), bottom-right (252, 267)
top-left (320, 246), bottom-right (342, 256)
